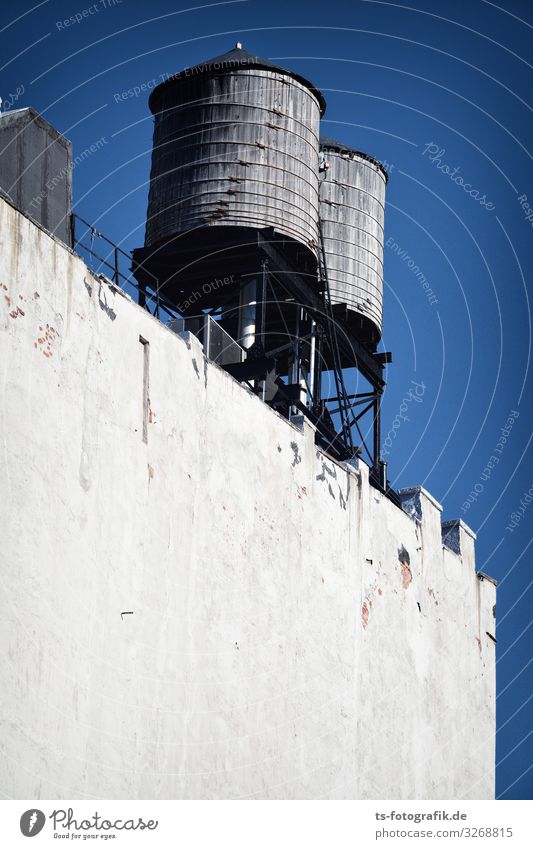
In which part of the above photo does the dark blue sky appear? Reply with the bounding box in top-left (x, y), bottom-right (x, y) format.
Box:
top-left (3, 0), bottom-right (532, 799)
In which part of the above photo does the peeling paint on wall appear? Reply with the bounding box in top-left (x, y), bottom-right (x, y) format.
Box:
top-left (35, 324), bottom-right (57, 357)
top-left (398, 546), bottom-right (412, 589)
top-left (290, 441), bottom-right (301, 467)
top-left (97, 284), bottom-right (117, 321)
top-left (398, 545), bottom-right (410, 565)
top-left (400, 562), bottom-right (412, 589)
top-left (316, 458), bottom-right (337, 483)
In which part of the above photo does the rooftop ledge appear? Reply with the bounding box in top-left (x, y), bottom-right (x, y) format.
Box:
top-left (442, 518), bottom-right (477, 540)
top-left (398, 485), bottom-right (443, 522)
top-left (477, 571), bottom-right (498, 587)
top-left (441, 518), bottom-right (477, 558)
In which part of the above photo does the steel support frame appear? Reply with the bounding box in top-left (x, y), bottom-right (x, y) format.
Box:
top-left (254, 231), bottom-right (386, 471)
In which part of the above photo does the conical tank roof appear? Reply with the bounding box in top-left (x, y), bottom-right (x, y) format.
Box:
top-left (320, 135), bottom-right (388, 181)
top-left (149, 43), bottom-right (326, 115)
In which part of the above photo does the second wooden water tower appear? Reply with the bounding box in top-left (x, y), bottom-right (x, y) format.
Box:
top-left (319, 137), bottom-right (387, 346)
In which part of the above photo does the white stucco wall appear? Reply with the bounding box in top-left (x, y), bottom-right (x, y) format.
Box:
top-left (0, 197), bottom-right (495, 799)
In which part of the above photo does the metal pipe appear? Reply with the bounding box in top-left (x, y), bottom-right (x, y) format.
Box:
top-left (292, 306), bottom-right (301, 385)
top-left (261, 263), bottom-right (268, 402)
top-left (290, 307), bottom-right (304, 418)
top-left (238, 278), bottom-right (257, 349)
top-left (315, 330), bottom-right (323, 407)
top-left (260, 261), bottom-right (267, 348)
top-left (308, 319), bottom-right (316, 406)
top-left (373, 391), bottom-right (382, 469)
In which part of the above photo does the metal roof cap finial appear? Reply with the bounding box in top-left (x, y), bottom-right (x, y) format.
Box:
top-left (236, 41), bottom-right (242, 49)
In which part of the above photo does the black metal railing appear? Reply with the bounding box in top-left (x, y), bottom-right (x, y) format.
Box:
top-left (71, 213), bottom-right (180, 323)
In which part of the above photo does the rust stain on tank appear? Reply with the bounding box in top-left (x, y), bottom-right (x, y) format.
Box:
top-left (362, 601), bottom-right (369, 629)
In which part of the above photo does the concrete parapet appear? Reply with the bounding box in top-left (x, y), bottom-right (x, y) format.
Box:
top-left (398, 484), bottom-right (443, 545)
top-left (177, 329), bottom-right (204, 355)
top-left (442, 518), bottom-right (477, 565)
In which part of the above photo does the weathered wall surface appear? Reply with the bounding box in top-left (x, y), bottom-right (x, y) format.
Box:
top-left (0, 198), bottom-right (495, 799)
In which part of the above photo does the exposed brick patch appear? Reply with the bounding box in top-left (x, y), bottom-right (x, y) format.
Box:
top-left (400, 562), bottom-right (412, 589)
top-left (35, 324), bottom-right (57, 357)
top-left (398, 545), bottom-right (412, 588)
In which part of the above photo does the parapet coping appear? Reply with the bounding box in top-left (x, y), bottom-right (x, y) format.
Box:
top-left (442, 518), bottom-right (477, 541)
top-left (477, 571), bottom-right (498, 587)
top-left (398, 485), bottom-right (443, 513)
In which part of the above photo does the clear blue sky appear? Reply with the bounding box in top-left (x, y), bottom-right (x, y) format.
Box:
top-left (2, 0), bottom-right (532, 799)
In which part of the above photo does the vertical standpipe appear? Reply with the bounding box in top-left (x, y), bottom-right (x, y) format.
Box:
top-left (238, 279), bottom-right (257, 349)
